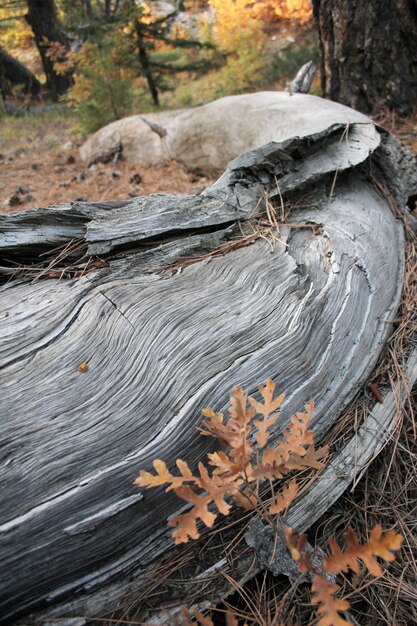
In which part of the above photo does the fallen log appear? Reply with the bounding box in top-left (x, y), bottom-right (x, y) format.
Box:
top-left (1, 94), bottom-right (416, 624)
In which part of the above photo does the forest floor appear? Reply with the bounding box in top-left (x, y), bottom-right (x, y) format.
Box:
top-left (1, 105), bottom-right (416, 216)
top-left (0, 110), bottom-right (212, 215)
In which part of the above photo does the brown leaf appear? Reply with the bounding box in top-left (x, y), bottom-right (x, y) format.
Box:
top-left (249, 379), bottom-right (284, 448)
top-left (135, 459), bottom-right (191, 491)
top-left (269, 479), bottom-right (298, 515)
top-left (258, 402), bottom-right (315, 475)
top-left (284, 445), bottom-right (329, 471)
top-left (181, 607), bottom-right (214, 626)
top-left (324, 525), bottom-right (404, 577)
top-left (232, 485), bottom-right (259, 510)
top-left (201, 386), bottom-right (255, 469)
top-left (200, 407), bottom-right (229, 444)
top-left (226, 610), bottom-right (240, 626)
top-left (168, 487), bottom-right (216, 544)
top-left (311, 575), bottom-right (350, 626)
top-left (196, 462), bottom-right (234, 516)
top-left (284, 526), bottom-right (307, 562)
top-left (207, 451), bottom-right (239, 478)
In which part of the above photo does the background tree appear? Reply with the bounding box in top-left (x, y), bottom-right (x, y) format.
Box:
top-left (128, 3), bottom-right (217, 107)
top-left (0, 44), bottom-right (40, 97)
top-left (312, 0), bottom-right (417, 116)
top-left (25, 0), bottom-right (73, 98)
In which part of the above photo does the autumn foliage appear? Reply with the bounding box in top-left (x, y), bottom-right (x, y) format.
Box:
top-left (285, 524), bottom-right (403, 626)
top-left (136, 380), bottom-right (403, 625)
top-left (136, 380), bottom-right (327, 543)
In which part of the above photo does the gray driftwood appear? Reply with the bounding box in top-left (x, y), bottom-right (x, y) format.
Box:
top-left (1, 101), bottom-right (416, 624)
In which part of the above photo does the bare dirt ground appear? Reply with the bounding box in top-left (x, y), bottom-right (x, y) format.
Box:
top-left (0, 112), bottom-right (212, 215)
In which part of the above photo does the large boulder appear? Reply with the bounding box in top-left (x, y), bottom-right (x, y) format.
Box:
top-left (80, 91), bottom-right (371, 176)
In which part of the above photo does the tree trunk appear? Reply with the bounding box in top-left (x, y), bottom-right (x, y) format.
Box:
top-left (0, 45), bottom-right (41, 96)
top-left (83, 0), bottom-right (93, 21)
top-left (312, 0), bottom-right (417, 115)
top-left (104, 0), bottom-right (111, 19)
top-left (25, 0), bottom-right (73, 98)
top-left (135, 18), bottom-right (160, 106)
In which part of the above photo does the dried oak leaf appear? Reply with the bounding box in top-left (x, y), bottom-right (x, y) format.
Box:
top-left (135, 458), bottom-right (193, 491)
top-left (284, 526), bottom-right (307, 562)
top-left (207, 450), bottom-right (242, 478)
top-left (181, 607), bottom-right (214, 626)
top-left (199, 407), bottom-right (229, 444)
top-left (168, 487), bottom-right (216, 543)
top-left (324, 525), bottom-right (404, 577)
top-left (202, 386), bottom-right (255, 469)
top-left (269, 479), bottom-right (298, 515)
top-left (249, 379), bottom-right (284, 448)
top-left (283, 444), bottom-right (329, 471)
top-left (232, 485), bottom-right (259, 510)
top-left (261, 402), bottom-right (315, 472)
top-left (311, 575), bottom-right (350, 626)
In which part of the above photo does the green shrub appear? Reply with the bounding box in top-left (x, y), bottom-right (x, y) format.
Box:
top-left (65, 40), bottom-right (135, 136)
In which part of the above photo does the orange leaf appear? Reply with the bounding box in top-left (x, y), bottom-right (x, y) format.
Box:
top-left (191, 608), bottom-right (214, 626)
top-left (201, 386), bottom-right (255, 467)
top-left (228, 386), bottom-right (255, 457)
top-left (200, 407), bottom-right (229, 444)
top-left (284, 445), bottom-right (328, 471)
top-left (269, 479), bottom-right (298, 515)
top-left (168, 487), bottom-right (216, 544)
top-left (284, 526), bottom-right (303, 561)
top-left (259, 402), bottom-right (315, 473)
top-left (249, 379), bottom-right (284, 448)
top-left (324, 525), bottom-right (404, 577)
top-left (181, 607), bottom-right (214, 626)
top-left (207, 451), bottom-right (239, 477)
top-left (226, 610), bottom-right (240, 626)
top-left (232, 485), bottom-right (259, 510)
top-left (281, 402), bottom-right (315, 458)
top-left (135, 459), bottom-right (192, 491)
top-left (196, 462), bottom-right (234, 516)
top-left (311, 575), bottom-right (350, 626)
top-left (176, 459), bottom-right (195, 482)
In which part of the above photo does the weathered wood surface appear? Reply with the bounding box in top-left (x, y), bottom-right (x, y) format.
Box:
top-left (0, 102), bottom-right (416, 624)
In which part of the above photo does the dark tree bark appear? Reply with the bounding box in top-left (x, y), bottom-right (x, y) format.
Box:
top-left (312, 0), bottom-right (417, 115)
top-left (0, 45), bottom-right (41, 97)
top-left (25, 0), bottom-right (73, 98)
top-left (83, 0), bottom-right (93, 21)
top-left (134, 18), bottom-right (160, 106)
